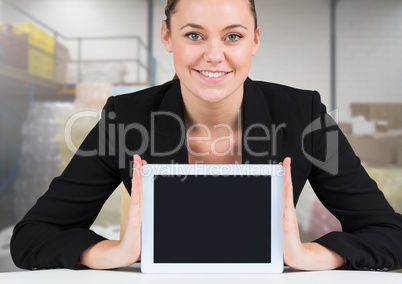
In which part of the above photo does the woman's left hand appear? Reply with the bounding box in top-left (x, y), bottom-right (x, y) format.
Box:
top-left (281, 157), bottom-right (345, 270)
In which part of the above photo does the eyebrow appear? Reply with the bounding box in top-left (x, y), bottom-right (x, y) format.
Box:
top-left (180, 23), bottom-right (248, 31)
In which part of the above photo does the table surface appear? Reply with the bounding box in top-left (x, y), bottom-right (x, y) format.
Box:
top-left (0, 265), bottom-right (401, 284)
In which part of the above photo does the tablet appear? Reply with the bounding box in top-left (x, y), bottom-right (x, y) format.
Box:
top-left (141, 164), bottom-right (283, 274)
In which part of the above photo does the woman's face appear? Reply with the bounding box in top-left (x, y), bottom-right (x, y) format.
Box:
top-left (161, 0), bottom-right (260, 104)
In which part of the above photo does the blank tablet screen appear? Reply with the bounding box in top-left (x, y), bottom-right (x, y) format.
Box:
top-left (154, 175), bottom-right (272, 263)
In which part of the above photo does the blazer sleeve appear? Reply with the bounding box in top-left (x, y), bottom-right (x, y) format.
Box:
top-left (10, 96), bottom-right (122, 270)
top-left (307, 91), bottom-right (402, 271)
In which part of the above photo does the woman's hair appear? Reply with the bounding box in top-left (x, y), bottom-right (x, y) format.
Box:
top-left (165, 0), bottom-right (258, 31)
top-left (165, 0), bottom-right (258, 80)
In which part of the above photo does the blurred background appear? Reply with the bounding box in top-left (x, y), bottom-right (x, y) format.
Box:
top-left (0, 0), bottom-right (401, 272)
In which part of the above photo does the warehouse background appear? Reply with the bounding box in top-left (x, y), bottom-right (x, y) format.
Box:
top-left (0, 0), bottom-right (401, 272)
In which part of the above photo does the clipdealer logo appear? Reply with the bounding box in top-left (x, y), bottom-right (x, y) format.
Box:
top-left (63, 110), bottom-right (285, 168)
top-left (63, 108), bottom-right (340, 175)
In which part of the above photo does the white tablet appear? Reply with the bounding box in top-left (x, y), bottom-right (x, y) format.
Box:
top-left (141, 164), bottom-right (283, 274)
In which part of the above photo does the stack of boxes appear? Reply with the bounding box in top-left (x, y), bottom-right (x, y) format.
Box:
top-left (340, 103), bottom-right (402, 167)
top-left (13, 22), bottom-right (55, 81)
top-left (0, 22), bottom-right (69, 84)
top-left (0, 22), bottom-right (28, 71)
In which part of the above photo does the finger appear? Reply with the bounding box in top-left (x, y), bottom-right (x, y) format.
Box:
top-left (129, 156), bottom-right (143, 229)
top-left (140, 160), bottom-right (147, 204)
top-left (133, 154), bottom-right (142, 181)
top-left (280, 157), bottom-right (303, 266)
top-left (135, 155), bottom-right (145, 188)
top-left (131, 155), bottom-right (142, 207)
top-left (282, 157), bottom-right (294, 211)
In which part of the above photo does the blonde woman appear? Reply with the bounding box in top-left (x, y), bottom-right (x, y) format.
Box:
top-left (11, 0), bottom-right (402, 272)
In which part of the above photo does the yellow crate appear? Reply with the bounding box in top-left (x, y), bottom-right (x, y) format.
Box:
top-left (28, 47), bottom-right (54, 80)
top-left (13, 22), bottom-right (55, 55)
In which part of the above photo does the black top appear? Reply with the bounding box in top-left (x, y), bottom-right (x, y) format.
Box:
top-left (10, 78), bottom-right (402, 271)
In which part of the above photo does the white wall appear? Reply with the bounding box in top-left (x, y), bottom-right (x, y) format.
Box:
top-left (252, 0), bottom-right (331, 105)
top-left (7, 0), bottom-right (148, 37)
top-left (337, 0), bottom-right (402, 121)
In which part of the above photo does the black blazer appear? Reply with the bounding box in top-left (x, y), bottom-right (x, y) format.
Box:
top-left (11, 78), bottom-right (402, 270)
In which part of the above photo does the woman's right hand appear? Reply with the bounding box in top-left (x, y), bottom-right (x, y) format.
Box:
top-left (119, 154), bottom-right (146, 263)
top-left (81, 155), bottom-right (146, 269)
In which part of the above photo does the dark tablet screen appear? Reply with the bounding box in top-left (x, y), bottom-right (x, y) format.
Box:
top-left (154, 175), bottom-right (272, 263)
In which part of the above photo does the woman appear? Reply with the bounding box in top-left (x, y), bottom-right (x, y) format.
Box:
top-left (11, 0), bottom-right (402, 271)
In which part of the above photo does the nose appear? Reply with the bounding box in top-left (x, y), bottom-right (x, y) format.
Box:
top-left (204, 39), bottom-right (224, 64)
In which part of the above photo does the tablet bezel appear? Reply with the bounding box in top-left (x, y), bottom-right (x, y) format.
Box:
top-left (141, 164), bottom-right (283, 274)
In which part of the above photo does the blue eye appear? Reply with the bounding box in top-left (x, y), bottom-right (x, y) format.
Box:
top-left (226, 34), bottom-right (241, 42)
top-left (187, 33), bottom-right (202, 41)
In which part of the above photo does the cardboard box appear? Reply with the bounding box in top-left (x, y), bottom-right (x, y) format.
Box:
top-left (13, 22), bottom-right (55, 55)
top-left (28, 47), bottom-right (54, 80)
top-left (351, 102), bottom-right (402, 129)
top-left (388, 104), bottom-right (402, 129)
top-left (351, 103), bottom-right (371, 120)
top-left (370, 103), bottom-right (389, 121)
top-left (54, 42), bottom-right (70, 84)
top-left (346, 133), bottom-right (402, 165)
top-left (0, 24), bottom-right (28, 71)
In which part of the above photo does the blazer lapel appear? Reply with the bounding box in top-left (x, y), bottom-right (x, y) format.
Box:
top-left (151, 80), bottom-right (189, 164)
top-left (242, 78), bottom-right (283, 164)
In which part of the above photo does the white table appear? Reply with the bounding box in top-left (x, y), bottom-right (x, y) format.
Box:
top-left (0, 265), bottom-right (401, 284)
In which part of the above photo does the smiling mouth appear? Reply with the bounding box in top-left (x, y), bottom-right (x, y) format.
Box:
top-left (196, 70), bottom-right (231, 78)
